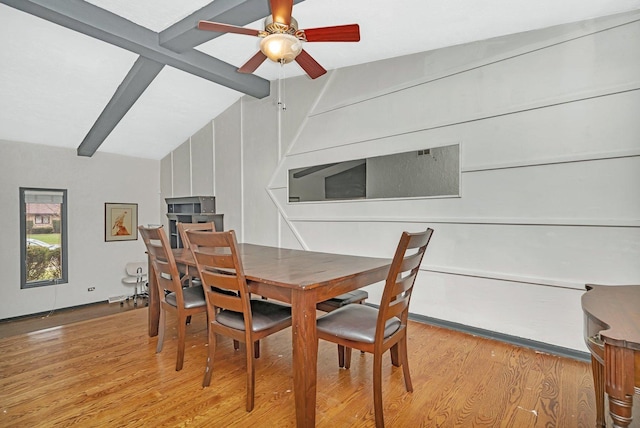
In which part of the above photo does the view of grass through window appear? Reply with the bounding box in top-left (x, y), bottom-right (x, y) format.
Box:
top-left (21, 188), bottom-right (67, 287)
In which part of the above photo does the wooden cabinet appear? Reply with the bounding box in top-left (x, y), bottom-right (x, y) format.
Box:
top-left (165, 196), bottom-right (223, 248)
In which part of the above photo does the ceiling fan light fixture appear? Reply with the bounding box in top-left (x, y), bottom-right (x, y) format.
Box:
top-left (198, 4), bottom-right (358, 79)
top-left (260, 33), bottom-right (302, 64)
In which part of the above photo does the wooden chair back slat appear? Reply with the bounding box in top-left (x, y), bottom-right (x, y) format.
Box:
top-left (199, 269), bottom-right (244, 313)
top-left (177, 222), bottom-right (216, 249)
top-left (385, 274), bottom-right (417, 321)
top-left (184, 226), bottom-right (227, 248)
top-left (407, 229), bottom-right (433, 248)
top-left (377, 229), bottom-right (434, 341)
top-left (199, 268), bottom-right (239, 290)
top-left (386, 275), bottom-right (417, 319)
top-left (393, 270), bottom-right (418, 295)
top-left (193, 252), bottom-right (236, 271)
top-left (386, 297), bottom-right (409, 320)
top-left (398, 251), bottom-right (425, 275)
top-left (186, 230), bottom-right (252, 326)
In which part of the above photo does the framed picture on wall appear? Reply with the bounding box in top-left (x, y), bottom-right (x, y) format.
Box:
top-left (105, 203), bottom-right (138, 242)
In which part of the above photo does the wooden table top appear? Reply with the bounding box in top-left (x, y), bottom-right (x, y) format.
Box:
top-left (582, 284), bottom-right (640, 350)
top-left (173, 243), bottom-right (391, 291)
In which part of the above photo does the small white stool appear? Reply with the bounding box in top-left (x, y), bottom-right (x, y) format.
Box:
top-left (121, 261), bottom-right (148, 307)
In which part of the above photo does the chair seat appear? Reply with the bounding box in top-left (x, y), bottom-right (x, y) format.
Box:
top-left (317, 290), bottom-right (368, 311)
top-left (317, 304), bottom-right (400, 343)
top-left (166, 285), bottom-right (206, 309)
top-left (217, 299), bottom-right (292, 332)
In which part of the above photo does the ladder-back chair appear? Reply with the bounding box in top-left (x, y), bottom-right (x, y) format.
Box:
top-left (186, 229), bottom-right (293, 412)
top-left (316, 228), bottom-right (434, 427)
top-left (138, 225), bottom-right (207, 371)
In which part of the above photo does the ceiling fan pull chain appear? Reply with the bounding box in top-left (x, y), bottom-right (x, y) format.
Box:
top-left (282, 63), bottom-right (287, 111)
top-left (278, 61), bottom-right (286, 111)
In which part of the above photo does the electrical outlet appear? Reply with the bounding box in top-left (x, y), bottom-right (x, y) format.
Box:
top-left (88, 287), bottom-right (95, 292)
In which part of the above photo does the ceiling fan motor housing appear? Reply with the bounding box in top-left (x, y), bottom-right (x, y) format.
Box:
top-left (264, 16), bottom-right (299, 34)
top-left (196, 1), bottom-right (359, 79)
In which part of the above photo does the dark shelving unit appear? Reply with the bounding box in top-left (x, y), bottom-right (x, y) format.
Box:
top-left (165, 196), bottom-right (223, 248)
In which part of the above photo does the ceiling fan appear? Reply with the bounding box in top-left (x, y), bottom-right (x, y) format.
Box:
top-left (197, 0), bottom-right (360, 79)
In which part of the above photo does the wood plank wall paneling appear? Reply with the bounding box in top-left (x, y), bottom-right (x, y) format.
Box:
top-left (213, 101), bottom-right (243, 235)
top-left (172, 139), bottom-right (191, 197)
top-left (0, 309), bottom-right (614, 427)
top-left (190, 122), bottom-right (215, 197)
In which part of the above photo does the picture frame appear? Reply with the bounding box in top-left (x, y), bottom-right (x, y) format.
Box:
top-left (105, 203), bottom-right (138, 242)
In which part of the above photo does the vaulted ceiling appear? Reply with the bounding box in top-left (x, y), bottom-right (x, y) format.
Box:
top-left (2, 0), bottom-right (639, 160)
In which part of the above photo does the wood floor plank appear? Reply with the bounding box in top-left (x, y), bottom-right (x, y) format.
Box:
top-left (0, 308), bottom-right (603, 427)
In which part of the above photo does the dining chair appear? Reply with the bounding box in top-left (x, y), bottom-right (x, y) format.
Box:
top-left (185, 229), bottom-right (293, 412)
top-left (176, 222), bottom-right (216, 286)
top-left (138, 225), bottom-right (207, 371)
top-left (316, 228), bottom-right (434, 428)
top-left (180, 222), bottom-right (241, 349)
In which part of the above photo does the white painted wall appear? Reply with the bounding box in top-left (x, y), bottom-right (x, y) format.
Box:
top-left (0, 140), bottom-right (161, 319)
top-left (161, 11), bottom-right (640, 352)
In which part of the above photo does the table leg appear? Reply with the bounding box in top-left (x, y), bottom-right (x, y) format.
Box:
top-left (147, 253), bottom-right (159, 337)
top-left (591, 355), bottom-right (606, 427)
top-left (291, 289), bottom-right (318, 427)
top-left (605, 344), bottom-right (634, 427)
top-left (609, 394), bottom-right (634, 428)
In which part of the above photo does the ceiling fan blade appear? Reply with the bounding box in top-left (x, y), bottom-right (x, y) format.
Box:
top-left (295, 49), bottom-right (327, 79)
top-left (197, 21), bottom-right (260, 37)
top-left (301, 24), bottom-right (361, 42)
top-left (270, 0), bottom-right (293, 25)
top-left (238, 51), bottom-right (268, 74)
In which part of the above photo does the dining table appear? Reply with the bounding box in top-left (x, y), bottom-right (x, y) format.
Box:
top-left (146, 243), bottom-right (391, 427)
top-left (582, 284), bottom-right (640, 427)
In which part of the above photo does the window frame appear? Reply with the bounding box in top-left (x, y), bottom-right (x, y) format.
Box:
top-left (20, 187), bottom-right (68, 288)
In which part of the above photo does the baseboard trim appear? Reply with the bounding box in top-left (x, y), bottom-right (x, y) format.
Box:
top-left (0, 300), bottom-right (109, 323)
top-left (365, 303), bottom-right (590, 362)
top-left (406, 311), bottom-right (590, 362)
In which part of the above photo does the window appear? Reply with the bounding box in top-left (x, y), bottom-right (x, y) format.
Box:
top-left (20, 188), bottom-right (68, 288)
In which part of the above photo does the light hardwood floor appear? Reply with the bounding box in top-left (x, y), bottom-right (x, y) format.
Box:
top-left (0, 300), bottom-right (141, 339)
top-left (0, 307), bottom-right (603, 427)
